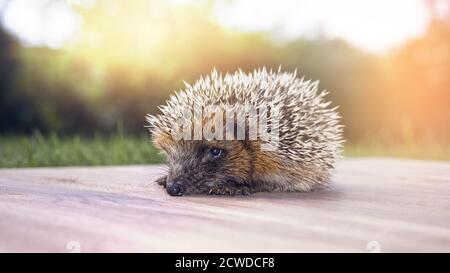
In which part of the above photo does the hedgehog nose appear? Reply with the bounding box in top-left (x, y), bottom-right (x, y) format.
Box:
top-left (167, 182), bottom-right (184, 196)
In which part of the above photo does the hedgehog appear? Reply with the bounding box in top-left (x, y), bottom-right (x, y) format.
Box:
top-left (146, 68), bottom-right (343, 196)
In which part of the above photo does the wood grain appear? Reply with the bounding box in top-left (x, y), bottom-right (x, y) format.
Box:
top-left (0, 158), bottom-right (449, 252)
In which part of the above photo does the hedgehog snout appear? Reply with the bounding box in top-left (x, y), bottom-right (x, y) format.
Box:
top-left (166, 179), bottom-right (185, 196)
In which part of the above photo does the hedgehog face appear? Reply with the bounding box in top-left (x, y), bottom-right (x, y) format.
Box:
top-left (156, 138), bottom-right (252, 196)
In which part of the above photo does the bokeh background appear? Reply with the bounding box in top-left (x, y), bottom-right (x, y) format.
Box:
top-left (0, 0), bottom-right (449, 166)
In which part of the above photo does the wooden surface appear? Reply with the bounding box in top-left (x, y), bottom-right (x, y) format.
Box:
top-left (0, 158), bottom-right (449, 252)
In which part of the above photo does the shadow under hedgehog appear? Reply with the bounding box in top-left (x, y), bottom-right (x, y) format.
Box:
top-left (146, 68), bottom-right (343, 196)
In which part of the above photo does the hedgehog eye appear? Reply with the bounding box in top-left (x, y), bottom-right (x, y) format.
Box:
top-left (208, 147), bottom-right (223, 158)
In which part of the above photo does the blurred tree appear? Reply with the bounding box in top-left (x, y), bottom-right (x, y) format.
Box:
top-left (0, 26), bottom-right (19, 132)
top-left (0, 26), bottom-right (48, 134)
top-left (382, 18), bottom-right (450, 142)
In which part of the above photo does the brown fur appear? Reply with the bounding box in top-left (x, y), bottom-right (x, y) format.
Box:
top-left (153, 131), bottom-right (322, 195)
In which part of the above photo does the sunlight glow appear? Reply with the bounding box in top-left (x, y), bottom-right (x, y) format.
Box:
top-left (67, 0), bottom-right (176, 70)
top-left (2, 0), bottom-right (82, 49)
top-left (214, 0), bottom-right (429, 53)
top-left (0, 0), bottom-right (441, 69)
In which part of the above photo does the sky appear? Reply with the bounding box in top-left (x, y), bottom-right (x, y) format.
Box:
top-left (0, 0), bottom-right (446, 53)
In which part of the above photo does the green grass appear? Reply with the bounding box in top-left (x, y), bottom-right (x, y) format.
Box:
top-left (0, 133), bottom-right (165, 168)
top-left (1, 134), bottom-right (449, 168)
